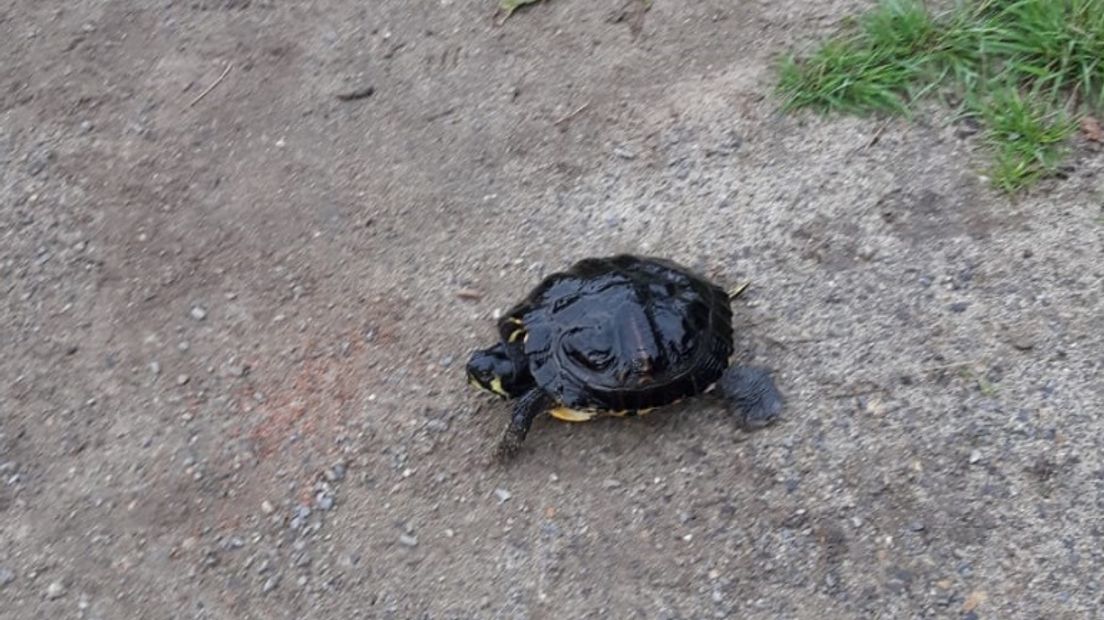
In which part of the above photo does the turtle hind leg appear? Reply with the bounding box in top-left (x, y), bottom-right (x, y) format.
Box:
top-left (717, 365), bottom-right (783, 430)
top-left (495, 388), bottom-right (553, 461)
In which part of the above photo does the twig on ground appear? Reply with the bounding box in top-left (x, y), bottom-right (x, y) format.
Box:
top-left (189, 62), bottom-right (233, 108)
top-left (553, 102), bottom-right (590, 126)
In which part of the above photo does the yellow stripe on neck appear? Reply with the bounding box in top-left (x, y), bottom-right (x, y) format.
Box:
top-left (489, 377), bottom-right (508, 397)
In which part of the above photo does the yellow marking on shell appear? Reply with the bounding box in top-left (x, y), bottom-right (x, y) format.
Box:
top-left (549, 407), bottom-right (654, 421)
top-left (508, 328), bottom-right (526, 343)
top-left (488, 377), bottom-right (508, 397)
top-left (507, 317), bottom-right (524, 325)
top-left (549, 407), bottom-right (596, 422)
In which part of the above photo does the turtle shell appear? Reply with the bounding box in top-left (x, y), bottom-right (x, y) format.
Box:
top-left (500, 255), bottom-right (734, 412)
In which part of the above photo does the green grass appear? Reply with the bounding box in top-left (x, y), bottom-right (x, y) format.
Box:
top-left (778, 0), bottom-right (1104, 192)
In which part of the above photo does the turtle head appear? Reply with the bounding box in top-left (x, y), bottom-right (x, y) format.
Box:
top-left (466, 343), bottom-right (532, 399)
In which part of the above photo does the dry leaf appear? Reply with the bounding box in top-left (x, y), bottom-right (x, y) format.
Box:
top-left (1081, 116), bottom-right (1104, 143)
top-left (963, 590), bottom-right (988, 612)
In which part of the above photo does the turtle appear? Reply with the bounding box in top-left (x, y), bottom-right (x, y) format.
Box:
top-left (465, 254), bottom-right (783, 460)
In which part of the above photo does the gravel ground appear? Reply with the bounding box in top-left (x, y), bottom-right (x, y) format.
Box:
top-left (1, 1), bottom-right (1102, 619)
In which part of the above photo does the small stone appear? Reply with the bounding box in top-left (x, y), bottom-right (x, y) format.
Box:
top-left (315, 492), bottom-right (334, 511)
top-left (177, 341), bottom-right (190, 352)
top-left (494, 488), bottom-right (512, 503)
top-left (176, 374), bottom-right (190, 386)
top-left (601, 479), bottom-right (622, 489)
top-left (613, 146), bottom-right (637, 160)
top-left (399, 533), bottom-right (418, 547)
top-left (45, 581), bottom-right (66, 600)
top-left (909, 521), bottom-right (925, 532)
top-left (949, 302), bottom-right (970, 313)
top-left (80, 120), bottom-right (94, 133)
top-left (260, 500), bottom-right (275, 514)
top-left (444, 528), bottom-right (455, 538)
top-left (27, 147), bottom-right (53, 176)
top-left (0, 567), bottom-right (15, 587)
top-left (149, 361), bottom-right (161, 375)
top-left (262, 575), bottom-right (280, 592)
top-left (857, 245), bottom-right (877, 261)
top-left (1003, 325), bottom-right (1037, 351)
top-left (189, 305), bottom-right (207, 321)
top-left (290, 505), bottom-right (311, 530)
top-left (969, 450), bottom-right (982, 464)
top-left (426, 419), bottom-right (449, 433)
top-left (324, 463), bottom-right (347, 482)
top-left (439, 355), bottom-right (455, 368)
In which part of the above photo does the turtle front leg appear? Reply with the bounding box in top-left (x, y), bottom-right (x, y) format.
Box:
top-left (717, 365), bottom-right (783, 430)
top-left (495, 388), bottom-right (553, 461)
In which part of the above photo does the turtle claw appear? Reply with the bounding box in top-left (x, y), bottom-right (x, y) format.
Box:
top-left (494, 424), bottom-right (528, 462)
top-left (719, 366), bottom-right (783, 430)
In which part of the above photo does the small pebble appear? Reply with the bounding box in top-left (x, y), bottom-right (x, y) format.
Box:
top-left (190, 305), bottom-right (207, 321)
top-left (290, 505), bottom-right (311, 530)
top-left (324, 463), bottom-right (346, 482)
top-left (602, 479), bottom-right (622, 489)
top-left (909, 521), bottom-right (925, 532)
top-left (149, 361), bottom-right (161, 375)
top-left (260, 500), bottom-right (275, 514)
top-left (949, 302), bottom-right (970, 313)
top-left (399, 534), bottom-right (418, 547)
top-left (262, 575), bottom-right (280, 592)
top-left (45, 581), bottom-right (66, 600)
top-left (176, 374), bottom-right (190, 386)
top-left (0, 567), bottom-right (14, 587)
top-left (315, 492), bottom-right (335, 511)
top-left (494, 488), bottom-right (512, 503)
top-left (969, 450), bottom-right (982, 464)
